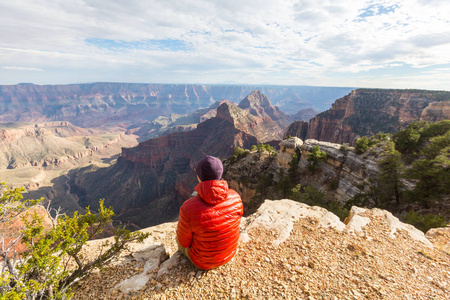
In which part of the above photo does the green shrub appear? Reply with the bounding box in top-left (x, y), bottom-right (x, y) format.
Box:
top-left (402, 211), bottom-right (448, 233)
top-left (0, 182), bottom-right (148, 299)
top-left (355, 136), bottom-right (370, 154)
top-left (307, 145), bottom-right (327, 172)
top-left (229, 146), bottom-right (248, 164)
top-left (339, 143), bottom-right (349, 153)
top-left (291, 184), bottom-right (348, 221)
top-left (328, 179), bottom-right (339, 190)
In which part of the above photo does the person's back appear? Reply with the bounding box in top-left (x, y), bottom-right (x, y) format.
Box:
top-left (176, 156), bottom-right (243, 270)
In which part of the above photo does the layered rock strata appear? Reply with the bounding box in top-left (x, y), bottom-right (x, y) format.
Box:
top-left (224, 137), bottom-right (380, 208)
top-left (307, 89), bottom-right (450, 145)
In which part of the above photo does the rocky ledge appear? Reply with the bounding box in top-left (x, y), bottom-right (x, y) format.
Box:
top-left (72, 199), bottom-right (450, 299)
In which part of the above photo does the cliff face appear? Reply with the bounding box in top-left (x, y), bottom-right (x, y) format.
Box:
top-left (283, 121), bottom-right (308, 140)
top-left (420, 101), bottom-right (450, 122)
top-left (73, 92), bottom-right (289, 228)
top-left (224, 137), bottom-right (380, 210)
top-left (306, 89), bottom-right (450, 145)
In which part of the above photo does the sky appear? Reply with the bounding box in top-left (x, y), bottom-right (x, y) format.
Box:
top-left (1, 0), bottom-right (450, 90)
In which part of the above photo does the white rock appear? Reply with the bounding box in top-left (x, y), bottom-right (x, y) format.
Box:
top-left (241, 199), bottom-right (345, 246)
top-left (279, 137), bottom-right (303, 150)
top-left (115, 244), bottom-right (168, 293)
top-left (426, 226), bottom-right (450, 253)
top-left (157, 251), bottom-right (183, 278)
top-left (346, 206), bottom-right (433, 247)
top-left (345, 206), bottom-right (371, 235)
top-left (132, 243), bottom-right (168, 263)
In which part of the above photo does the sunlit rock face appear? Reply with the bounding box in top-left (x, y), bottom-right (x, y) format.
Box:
top-left (307, 89), bottom-right (450, 145)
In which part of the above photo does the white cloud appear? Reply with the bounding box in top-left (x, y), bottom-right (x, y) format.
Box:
top-left (2, 66), bottom-right (43, 71)
top-left (0, 0), bottom-right (449, 89)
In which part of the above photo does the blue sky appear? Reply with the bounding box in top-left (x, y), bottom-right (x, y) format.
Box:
top-left (0, 0), bottom-right (449, 90)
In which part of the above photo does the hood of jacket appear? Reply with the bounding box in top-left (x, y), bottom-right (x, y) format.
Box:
top-left (195, 180), bottom-right (229, 204)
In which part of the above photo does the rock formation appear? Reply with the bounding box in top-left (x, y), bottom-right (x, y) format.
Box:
top-left (420, 101), bottom-right (450, 122)
top-left (283, 120), bottom-right (308, 140)
top-left (128, 99), bottom-right (236, 141)
top-left (71, 199), bottom-right (450, 299)
top-left (306, 89), bottom-right (450, 145)
top-left (237, 90), bottom-right (292, 127)
top-left (71, 92), bottom-right (290, 228)
top-left (224, 137), bottom-right (380, 210)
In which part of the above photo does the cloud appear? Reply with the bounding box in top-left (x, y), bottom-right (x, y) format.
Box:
top-left (0, 0), bottom-right (449, 89)
top-left (2, 66), bottom-right (43, 71)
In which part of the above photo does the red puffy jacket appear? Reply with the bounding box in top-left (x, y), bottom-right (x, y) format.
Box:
top-left (176, 180), bottom-right (243, 270)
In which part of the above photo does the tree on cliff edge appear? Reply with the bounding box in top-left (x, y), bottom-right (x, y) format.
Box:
top-left (307, 146), bottom-right (327, 173)
top-left (0, 182), bottom-right (148, 299)
top-left (376, 142), bottom-right (405, 206)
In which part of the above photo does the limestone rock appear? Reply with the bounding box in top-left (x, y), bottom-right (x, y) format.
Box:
top-left (344, 206), bottom-right (371, 236)
top-left (131, 243), bottom-right (169, 263)
top-left (157, 251), bottom-right (183, 278)
top-left (115, 244), bottom-right (168, 293)
top-left (241, 199), bottom-right (345, 246)
top-left (277, 137), bottom-right (303, 168)
top-left (300, 139), bottom-right (379, 202)
top-left (279, 137), bottom-right (303, 150)
top-left (426, 226), bottom-right (450, 254)
top-left (345, 206), bottom-right (433, 247)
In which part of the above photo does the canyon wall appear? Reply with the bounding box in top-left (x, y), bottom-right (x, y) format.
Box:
top-left (224, 137), bottom-right (380, 212)
top-left (306, 89), bottom-right (450, 145)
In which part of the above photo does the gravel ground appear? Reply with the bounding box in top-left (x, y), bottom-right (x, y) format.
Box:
top-left (72, 212), bottom-right (450, 300)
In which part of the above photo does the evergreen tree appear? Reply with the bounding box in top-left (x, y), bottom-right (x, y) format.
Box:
top-left (355, 136), bottom-right (370, 154)
top-left (376, 141), bottom-right (405, 205)
top-left (288, 152), bottom-right (300, 181)
top-left (307, 145), bottom-right (327, 172)
top-left (406, 143), bottom-right (450, 207)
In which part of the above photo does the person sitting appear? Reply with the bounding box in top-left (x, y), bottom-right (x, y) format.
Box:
top-left (176, 155), bottom-right (244, 270)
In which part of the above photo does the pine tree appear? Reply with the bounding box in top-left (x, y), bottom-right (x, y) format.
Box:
top-left (376, 142), bottom-right (405, 205)
top-left (307, 145), bottom-right (327, 172)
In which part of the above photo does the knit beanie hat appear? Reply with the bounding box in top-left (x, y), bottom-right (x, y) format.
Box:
top-left (195, 156), bottom-right (223, 181)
